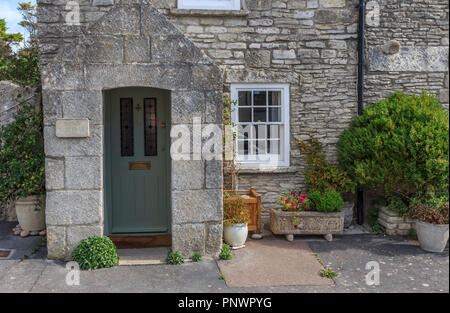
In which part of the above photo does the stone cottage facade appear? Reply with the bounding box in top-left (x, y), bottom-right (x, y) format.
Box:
top-left (36, 0), bottom-right (449, 260)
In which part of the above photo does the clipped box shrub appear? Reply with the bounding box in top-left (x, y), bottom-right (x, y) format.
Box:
top-left (338, 91), bottom-right (449, 196)
top-left (71, 236), bottom-right (119, 271)
top-left (308, 190), bottom-right (344, 213)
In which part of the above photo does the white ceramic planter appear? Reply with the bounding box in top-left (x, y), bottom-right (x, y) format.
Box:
top-left (223, 224), bottom-right (248, 247)
top-left (15, 196), bottom-right (45, 232)
top-left (416, 221), bottom-right (449, 253)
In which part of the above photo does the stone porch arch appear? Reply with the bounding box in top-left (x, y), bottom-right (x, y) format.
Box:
top-left (40, 2), bottom-right (223, 260)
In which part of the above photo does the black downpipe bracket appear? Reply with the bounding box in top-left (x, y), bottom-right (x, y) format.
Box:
top-left (357, 0), bottom-right (366, 225)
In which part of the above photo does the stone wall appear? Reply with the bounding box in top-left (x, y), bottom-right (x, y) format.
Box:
top-left (152, 0), bottom-right (448, 222)
top-left (153, 0), bottom-right (361, 221)
top-left (377, 207), bottom-right (416, 236)
top-left (365, 0), bottom-right (449, 109)
top-left (36, 0), bottom-right (449, 241)
top-left (0, 81), bottom-right (37, 127)
top-left (37, 0), bottom-right (223, 260)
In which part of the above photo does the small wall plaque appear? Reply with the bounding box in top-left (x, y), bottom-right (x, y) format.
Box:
top-left (55, 119), bottom-right (90, 138)
top-left (129, 162), bottom-right (151, 171)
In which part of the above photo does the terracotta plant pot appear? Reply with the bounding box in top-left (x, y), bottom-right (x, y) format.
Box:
top-left (15, 196), bottom-right (45, 232)
top-left (223, 224), bottom-right (248, 247)
top-left (416, 221), bottom-right (449, 253)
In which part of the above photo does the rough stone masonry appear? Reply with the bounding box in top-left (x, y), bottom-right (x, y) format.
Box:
top-left (36, 0), bottom-right (448, 260)
top-left (37, 0), bottom-right (223, 260)
top-left (158, 0), bottom-right (448, 220)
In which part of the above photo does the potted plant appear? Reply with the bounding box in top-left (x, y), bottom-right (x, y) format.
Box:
top-left (297, 137), bottom-right (356, 228)
top-left (270, 190), bottom-right (345, 241)
top-left (0, 102), bottom-right (45, 232)
top-left (222, 96), bottom-right (262, 235)
top-left (223, 195), bottom-right (251, 248)
top-left (410, 191), bottom-right (449, 253)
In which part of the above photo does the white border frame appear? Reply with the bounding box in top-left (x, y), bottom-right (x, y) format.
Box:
top-left (230, 83), bottom-right (290, 168)
top-left (178, 0), bottom-right (241, 10)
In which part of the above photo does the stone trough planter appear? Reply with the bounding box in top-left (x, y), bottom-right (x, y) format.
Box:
top-left (270, 209), bottom-right (344, 241)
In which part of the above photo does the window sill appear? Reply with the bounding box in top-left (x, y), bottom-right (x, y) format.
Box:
top-left (237, 166), bottom-right (299, 174)
top-left (169, 8), bottom-right (249, 17)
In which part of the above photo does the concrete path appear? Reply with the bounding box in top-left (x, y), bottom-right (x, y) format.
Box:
top-left (0, 222), bottom-right (448, 293)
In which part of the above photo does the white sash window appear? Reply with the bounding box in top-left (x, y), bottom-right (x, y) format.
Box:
top-left (231, 84), bottom-right (290, 168)
top-left (178, 0), bottom-right (241, 10)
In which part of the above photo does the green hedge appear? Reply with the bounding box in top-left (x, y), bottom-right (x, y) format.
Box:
top-left (338, 91), bottom-right (449, 195)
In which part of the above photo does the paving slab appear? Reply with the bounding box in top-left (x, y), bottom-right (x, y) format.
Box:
top-left (0, 222), bottom-right (47, 260)
top-left (217, 238), bottom-right (333, 287)
top-left (0, 260), bottom-right (47, 293)
top-left (31, 260), bottom-right (228, 293)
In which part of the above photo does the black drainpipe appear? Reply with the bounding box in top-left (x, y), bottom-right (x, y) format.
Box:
top-left (357, 0), bottom-right (366, 225)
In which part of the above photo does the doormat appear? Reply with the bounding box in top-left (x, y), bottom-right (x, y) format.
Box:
top-left (0, 249), bottom-right (13, 260)
top-left (217, 239), bottom-right (333, 288)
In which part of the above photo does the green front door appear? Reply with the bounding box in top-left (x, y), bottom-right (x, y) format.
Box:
top-left (106, 88), bottom-right (170, 234)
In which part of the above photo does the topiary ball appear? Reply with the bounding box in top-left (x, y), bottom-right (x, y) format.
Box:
top-left (71, 236), bottom-right (119, 271)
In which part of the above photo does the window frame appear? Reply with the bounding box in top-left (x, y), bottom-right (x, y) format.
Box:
top-left (177, 0), bottom-right (241, 10)
top-left (230, 83), bottom-right (290, 168)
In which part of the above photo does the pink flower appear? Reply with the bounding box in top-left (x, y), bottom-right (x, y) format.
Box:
top-left (285, 199), bottom-right (290, 204)
top-left (291, 203), bottom-right (295, 208)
